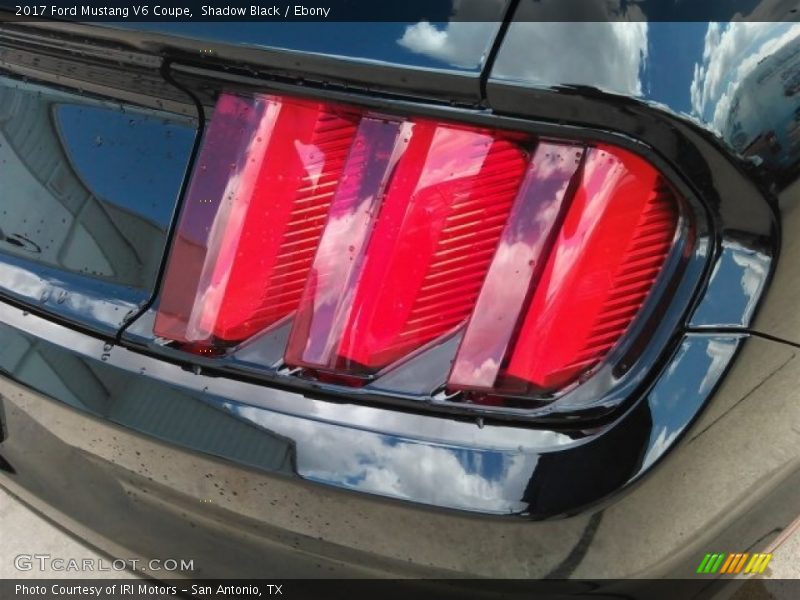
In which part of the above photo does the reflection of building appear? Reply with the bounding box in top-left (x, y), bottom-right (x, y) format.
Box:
top-left (721, 41), bottom-right (800, 184)
top-left (0, 80), bottom-right (163, 288)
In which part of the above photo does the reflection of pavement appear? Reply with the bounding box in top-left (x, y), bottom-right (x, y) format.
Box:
top-left (0, 487), bottom-right (138, 579)
top-left (2, 484), bottom-right (798, 583)
top-left (732, 516), bottom-right (800, 598)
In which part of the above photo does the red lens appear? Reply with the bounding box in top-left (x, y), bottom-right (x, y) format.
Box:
top-left (285, 120), bottom-right (529, 375)
top-left (449, 145), bottom-right (678, 395)
top-left (447, 142), bottom-right (584, 391)
top-left (283, 116), bottom-right (408, 370)
top-left (154, 93), bottom-right (360, 345)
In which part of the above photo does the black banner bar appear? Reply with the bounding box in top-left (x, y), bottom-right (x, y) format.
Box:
top-left (1, 0), bottom-right (800, 23)
top-left (3, 579), bottom-right (798, 600)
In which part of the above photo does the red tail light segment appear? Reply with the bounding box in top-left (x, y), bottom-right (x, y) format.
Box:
top-left (154, 94), bottom-right (360, 344)
top-left (156, 91), bottom-right (683, 404)
top-left (449, 146), bottom-right (678, 395)
top-left (447, 142), bottom-right (585, 392)
top-left (285, 120), bottom-right (529, 374)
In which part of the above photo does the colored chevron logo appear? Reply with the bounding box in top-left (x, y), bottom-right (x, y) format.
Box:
top-left (696, 552), bottom-right (773, 575)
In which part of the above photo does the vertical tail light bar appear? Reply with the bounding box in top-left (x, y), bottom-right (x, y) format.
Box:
top-left (155, 90), bottom-right (685, 409)
top-left (284, 117), bottom-right (409, 370)
top-left (447, 142), bottom-right (584, 391)
top-left (154, 93), bottom-right (360, 346)
top-left (285, 120), bottom-right (529, 375)
top-left (449, 145), bottom-right (678, 396)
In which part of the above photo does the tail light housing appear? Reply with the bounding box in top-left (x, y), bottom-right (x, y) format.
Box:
top-left (155, 90), bottom-right (690, 414)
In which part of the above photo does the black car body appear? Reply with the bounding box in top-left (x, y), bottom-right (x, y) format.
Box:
top-left (0, 0), bottom-right (799, 590)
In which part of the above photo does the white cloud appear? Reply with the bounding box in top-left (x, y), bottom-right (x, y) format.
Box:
top-left (231, 402), bottom-right (536, 513)
top-left (698, 338), bottom-right (739, 401)
top-left (399, 0), bottom-right (650, 92)
top-left (490, 21), bottom-right (649, 96)
top-left (690, 22), bottom-right (800, 132)
top-left (398, 21), bottom-right (501, 69)
top-left (733, 246), bottom-right (770, 318)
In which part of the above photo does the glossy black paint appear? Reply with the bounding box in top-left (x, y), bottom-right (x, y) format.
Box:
top-left (0, 4), bottom-right (797, 582)
top-left (0, 298), bottom-right (743, 516)
top-left (105, 16), bottom-right (505, 73)
top-left (0, 28), bottom-right (197, 116)
top-left (0, 69), bottom-right (195, 334)
top-left (0, 13), bottom-right (505, 104)
top-left (2, 295), bottom-right (799, 580)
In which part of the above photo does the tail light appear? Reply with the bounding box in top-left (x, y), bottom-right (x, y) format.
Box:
top-left (285, 120), bottom-right (528, 375)
top-left (449, 145), bottom-right (677, 396)
top-left (155, 94), bottom-right (360, 344)
top-left (155, 91), bottom-right (686, 409)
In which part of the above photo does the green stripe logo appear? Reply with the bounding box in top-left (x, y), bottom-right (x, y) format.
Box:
top-left (696, 553), bottom-right (726, 574)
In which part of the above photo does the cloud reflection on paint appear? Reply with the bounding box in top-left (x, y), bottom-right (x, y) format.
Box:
top-left (690, 22), bottom-right (800, 133)
top-left (230, 401), bottom-right (536, 513)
